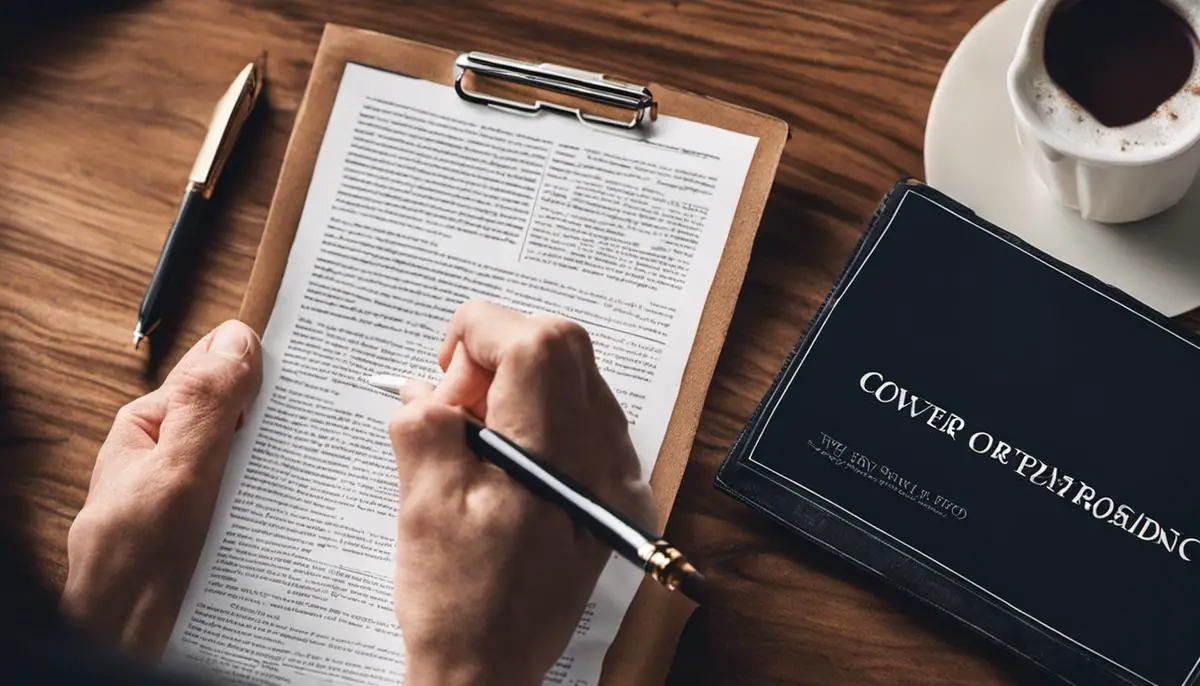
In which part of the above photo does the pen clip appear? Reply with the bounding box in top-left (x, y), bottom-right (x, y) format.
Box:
top-left (189, 58), bottom-right (264, 197)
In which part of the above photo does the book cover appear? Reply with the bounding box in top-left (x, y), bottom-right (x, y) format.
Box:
top-left (717, 180), bottom-right (1200, 686)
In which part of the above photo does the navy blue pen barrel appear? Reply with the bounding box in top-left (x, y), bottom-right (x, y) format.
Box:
top-left (138, 187), bottom-right (208, 326)
top-left (464, 423), bottom-right (657, 566)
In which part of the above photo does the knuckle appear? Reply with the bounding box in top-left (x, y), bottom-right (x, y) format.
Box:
top-left (469, 482), bottom-right (527, 531)
top-left (113, 395), bottom-right (163, 438)
top-left (115, 400), bottom-right (139, 421)
top-left (114, 400), bottom-right (147, 428)
top-left (389, 402), bottom-right (456, 448)
top-left (469, 483), bottom-right (508, 517)
top-left (450, 299), bottom-right (496, 333)
top-left (541, 317), bottom-right (591, 348)
top-left (517, 317), bottom-right (591, 362)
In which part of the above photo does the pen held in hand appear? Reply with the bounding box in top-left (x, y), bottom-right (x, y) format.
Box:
top-left (366, 374), bottom-right (707, 604)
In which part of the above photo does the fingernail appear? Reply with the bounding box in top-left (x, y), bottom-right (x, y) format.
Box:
top-left (208, 321), bottom-right (254, 361)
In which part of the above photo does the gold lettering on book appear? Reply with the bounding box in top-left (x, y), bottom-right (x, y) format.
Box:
top-left (857, 371), bottom-right (1196, 563)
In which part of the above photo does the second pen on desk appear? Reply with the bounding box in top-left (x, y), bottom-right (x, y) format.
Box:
top-left (133, 56), bottom-right (265, 349)
top-left (366, 374), bottom-right (707, 604)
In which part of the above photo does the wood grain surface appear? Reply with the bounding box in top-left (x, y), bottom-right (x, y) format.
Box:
top-left (0, 1), bottom-right (1173, 684)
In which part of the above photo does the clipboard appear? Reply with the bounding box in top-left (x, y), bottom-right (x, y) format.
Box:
top-left (238, 24), bottom-right (788, 686)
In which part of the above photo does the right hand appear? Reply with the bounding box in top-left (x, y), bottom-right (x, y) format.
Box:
top-left (389, 301), bottom-right (656, 686)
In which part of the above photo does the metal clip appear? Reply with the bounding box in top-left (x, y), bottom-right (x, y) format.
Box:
top-left (454, 52), bottom-right (657, 131)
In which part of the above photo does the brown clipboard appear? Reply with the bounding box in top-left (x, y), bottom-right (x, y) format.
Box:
top-left (238, 24), bottom-right (788, 686)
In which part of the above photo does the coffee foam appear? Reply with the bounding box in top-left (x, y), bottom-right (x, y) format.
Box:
top-left (1023, 0), bottom-right (1200, 154)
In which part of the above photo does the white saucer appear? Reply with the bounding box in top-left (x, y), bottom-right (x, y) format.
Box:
top-left (925, 0), bottom-right (1200, 317)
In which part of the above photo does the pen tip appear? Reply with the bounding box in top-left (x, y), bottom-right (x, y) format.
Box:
top-left (254, 49), bottom-right (268, 72)
top-left (366, 375), bottom-right (408, 396)
top-left (133, 332), bottom-right (143, 350)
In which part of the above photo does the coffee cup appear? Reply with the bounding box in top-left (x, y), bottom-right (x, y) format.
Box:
top-left (1008, 0), bottom-right (1200, 224)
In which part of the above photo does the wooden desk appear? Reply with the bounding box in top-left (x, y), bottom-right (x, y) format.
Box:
top-left (1, 1), bottom-right (1183, 684)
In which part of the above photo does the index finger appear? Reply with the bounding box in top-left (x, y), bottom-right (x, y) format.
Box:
top-left (438, 300), bottom-right (532, 371)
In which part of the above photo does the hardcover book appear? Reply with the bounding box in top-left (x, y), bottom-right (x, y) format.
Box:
top-left (717, 180), bottom-right (1200, 686)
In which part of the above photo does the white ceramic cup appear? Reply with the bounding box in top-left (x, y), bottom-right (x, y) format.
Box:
top-left (1007, 0), bottom-right (1200, 224)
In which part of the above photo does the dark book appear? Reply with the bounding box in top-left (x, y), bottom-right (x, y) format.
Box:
top-left (717, 180), bottom-right (1200, 686)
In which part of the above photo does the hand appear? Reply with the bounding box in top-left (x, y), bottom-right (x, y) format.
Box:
top-left (389, 301), bottom-right (656, 686)
top-left (61, 320), bottom-right (262, 660)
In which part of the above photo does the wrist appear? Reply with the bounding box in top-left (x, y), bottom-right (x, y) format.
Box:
top-left (61, 516), bottom-right (185, 661)
top-left (405, 655), bottom-right (539, 686)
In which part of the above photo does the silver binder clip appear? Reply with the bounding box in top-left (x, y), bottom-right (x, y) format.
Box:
top-left (454, 52), bottom-right (657, 131)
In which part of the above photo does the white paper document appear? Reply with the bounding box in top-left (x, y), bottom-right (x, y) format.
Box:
top-left (164, 63), bottom-right (757, 685)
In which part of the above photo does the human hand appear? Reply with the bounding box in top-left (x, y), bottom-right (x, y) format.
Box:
top-left (61, 320), bottom-right (262, 660)
top-left (389, 301), bottom-right (656, 686)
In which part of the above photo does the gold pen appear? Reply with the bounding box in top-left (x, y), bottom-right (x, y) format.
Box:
top-left (133, 54), bottom-right (266, 349)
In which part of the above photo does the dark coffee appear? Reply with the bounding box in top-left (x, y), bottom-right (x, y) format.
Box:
top-left (1044, 0), bottom-right (1197, 128)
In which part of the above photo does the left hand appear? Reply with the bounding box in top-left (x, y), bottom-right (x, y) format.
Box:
top-left (61, 320), bottom-right (262, 660)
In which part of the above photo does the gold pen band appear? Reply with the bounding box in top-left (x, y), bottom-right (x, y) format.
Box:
top-left (638, 539), bottom-right (701, 592)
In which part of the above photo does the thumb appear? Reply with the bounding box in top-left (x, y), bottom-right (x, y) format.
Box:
top-left (99, 320), bottom-right (263, 472)
top-left (156, 320), bottom-right (262, 466)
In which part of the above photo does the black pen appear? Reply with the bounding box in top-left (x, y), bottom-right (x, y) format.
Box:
top-left (133, 56), bottom-right (265, 349)
top-left (366, 374), bottom-right (707, 603)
